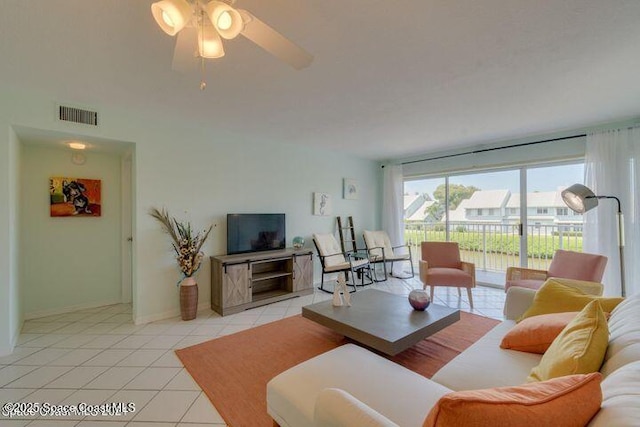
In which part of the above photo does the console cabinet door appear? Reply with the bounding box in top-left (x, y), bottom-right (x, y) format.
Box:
top-left (222, 263), bottom-right (251, 308)
top-left (293, 254), bottom-right (313, 292)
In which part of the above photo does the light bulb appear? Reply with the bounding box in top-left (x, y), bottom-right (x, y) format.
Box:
top-left (204, 1), bottom-right (243, 39)
top-left (162, 10), bottom-right (175, 27)
top-left (198, 25), bottom-right (225, 58)
top-left (68, 142), bottom-right (86, 150)
top-left (217, 11), bottom-right (232, 30)
top-left (151, 0), bottom-right (191, 36)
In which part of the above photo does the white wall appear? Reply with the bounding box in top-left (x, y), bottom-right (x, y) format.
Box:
top-left (20, 145), bottom-right (123, 318)
top-left (0, 88), bottom-right (382, 345)
top-left (135, 125), bottom-right (381, 323)
top-left (401, 134), bottom-right (586, 178)
top-left (0, 130), bottom-right (11, 356)
top-left (9, 128), bottom-right (21, 348)
top-left (0, 127), bottom-right (22, 356)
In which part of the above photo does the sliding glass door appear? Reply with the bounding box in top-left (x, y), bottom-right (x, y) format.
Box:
top-left (404, 176), bottom-right (446, 263)
top-left (403, 161), bottom-right (584, 287)
top-left (447, 170), bottom-right (521, 286)
top-left (525, 163), bottom-right (585, 270)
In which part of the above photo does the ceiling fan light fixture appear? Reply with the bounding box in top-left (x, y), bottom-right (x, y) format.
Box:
top-left (151, 0), bottom-right (192, 36)
top-left (198, 24), bottom-right (225, 58)
top-left (204, 1), bottom-right (243, 39)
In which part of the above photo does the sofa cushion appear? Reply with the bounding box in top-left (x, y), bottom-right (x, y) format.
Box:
top-left (588, 360), bottom-right (640, 426)
top-left (432, 321), bottom-right (541, 391)
top-left (528, 300), bottom-right (608, 382)
top-left (500, 312), bottom-right (578, 354)
top-left (519, 279), bottom-right (623, 321)
top-left (424, 372), bottom-right (602, 427)
top-left (313, 388), bottom-right (399, 427)
top-left (267, 344), bottom-right (451, 427)
top-left (601, 292), bottom-right (640, 376)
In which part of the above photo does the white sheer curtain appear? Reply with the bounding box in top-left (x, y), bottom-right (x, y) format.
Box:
top-left (382, 164), bottom-right (404, 247)
top-left (583, 127), bottom-right (640, 297)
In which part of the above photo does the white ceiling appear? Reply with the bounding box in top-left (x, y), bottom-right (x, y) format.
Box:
top-left (1, 0), bottom-right (640, 161)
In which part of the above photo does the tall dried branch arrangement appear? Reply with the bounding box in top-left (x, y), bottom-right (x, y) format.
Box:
top-left (150, 207), bottom-right (212, 278)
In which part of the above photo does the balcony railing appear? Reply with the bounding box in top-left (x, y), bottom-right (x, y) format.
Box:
top-left (405, 221), bottom-right (583, 285)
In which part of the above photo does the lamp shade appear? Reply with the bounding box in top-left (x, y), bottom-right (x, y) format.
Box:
top-left (204, 1), bottom-right (243, 39)
top-left (561, 184), bottom-right (598, 214)
top-left (198, 25), bottom-right (225, 59)
top-left (151, 0), bottom-right (192, 36)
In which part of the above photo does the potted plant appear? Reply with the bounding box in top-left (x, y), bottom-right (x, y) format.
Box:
top-left (150, 207), bottom-right (212, 320)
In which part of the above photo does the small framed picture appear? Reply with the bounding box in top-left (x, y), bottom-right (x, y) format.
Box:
top-left (50, 177), bottom-right (102, 217)
top-left (313, 192), bottom-right (332, 216)
top-left (343, 178), bottom-right (359, 200)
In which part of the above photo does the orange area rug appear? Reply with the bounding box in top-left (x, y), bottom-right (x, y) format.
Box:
top-left (176, 312), bottom-right (499, 427)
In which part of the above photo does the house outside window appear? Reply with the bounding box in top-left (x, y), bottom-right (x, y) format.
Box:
top-left (536, 207), bottom-right (548, 214)
top-left (509, 208), bottom-right (518, 215)
top-left (557, 207), bottom-right (569, 216)
top-left (488, 208), bottom-right (496, 215)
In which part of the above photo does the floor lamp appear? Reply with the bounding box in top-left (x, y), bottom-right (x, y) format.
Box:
top-left (561, 184), bottom-right (626, 297)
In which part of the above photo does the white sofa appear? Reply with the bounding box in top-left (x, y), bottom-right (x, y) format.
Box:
top-left (267, 288), bottom-right (640, 426)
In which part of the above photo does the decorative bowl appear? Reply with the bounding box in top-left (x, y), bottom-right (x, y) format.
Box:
top-left (408, 289), bottom-right (431, 311)
top-left (292, 236), bottom-right (305, 249)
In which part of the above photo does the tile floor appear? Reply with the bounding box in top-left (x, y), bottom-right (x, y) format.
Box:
top-left (0, 276), bottom-right (505, 426)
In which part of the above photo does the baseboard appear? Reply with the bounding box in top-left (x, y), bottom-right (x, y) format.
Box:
top-left (24, 298), bottom-right (124, 320)
top-left (134, 301), bottom-right (211, 325)
top-left (12, 318), bottom-right (23, 347)
top-left (0, 319), bottom-right (24, 357)
top-left (0, 333), bottom-right (18, 357)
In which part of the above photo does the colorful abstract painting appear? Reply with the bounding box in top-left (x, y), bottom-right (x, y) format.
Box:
top-left (50, 177), bottom-right (102, 217)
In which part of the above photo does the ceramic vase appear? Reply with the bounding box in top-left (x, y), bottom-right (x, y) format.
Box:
top-left (408, 289), bottom-right (430, 311)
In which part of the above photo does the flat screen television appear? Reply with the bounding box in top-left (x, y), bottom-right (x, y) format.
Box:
top-left (227, 213), bottom-right (286, 255)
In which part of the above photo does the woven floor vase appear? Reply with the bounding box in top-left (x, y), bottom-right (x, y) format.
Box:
top-left (179, 277), bottom-right (198, 321)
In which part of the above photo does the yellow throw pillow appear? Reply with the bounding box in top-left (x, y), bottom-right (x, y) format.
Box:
top-left (519, 279), bottom-right (623, 321)
top-left (423, 373), bottom-right (602, 427)
top-left (527, 300), bottom-right (609, 382)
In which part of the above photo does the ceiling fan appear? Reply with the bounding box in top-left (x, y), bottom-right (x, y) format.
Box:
top-left (151, 0), bottom-right (313, 77)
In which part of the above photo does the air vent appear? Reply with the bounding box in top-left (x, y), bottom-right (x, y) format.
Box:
top-left (58, 105), bottom-right (98, 126)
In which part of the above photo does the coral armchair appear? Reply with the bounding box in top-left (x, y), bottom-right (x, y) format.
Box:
top-left (419, 242), bottom-right (476, 308)
top-left (505, 249), bottom-right (607, 293)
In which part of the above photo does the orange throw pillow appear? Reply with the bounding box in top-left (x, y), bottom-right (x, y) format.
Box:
top-left (501, 312), bottom-right (579, 354)
top-left (423, 373), bottom-right (602, 427)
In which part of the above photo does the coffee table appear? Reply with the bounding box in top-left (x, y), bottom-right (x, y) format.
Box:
top-left (302, 289), bottom-right (460, 356)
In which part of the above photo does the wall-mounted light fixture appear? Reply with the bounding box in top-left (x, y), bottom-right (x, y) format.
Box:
top-left (67, 141), bottom-right (87, 164)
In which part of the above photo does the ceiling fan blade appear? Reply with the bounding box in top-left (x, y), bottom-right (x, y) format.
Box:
top-left (238, 10), bottom-right (313, 70)
top-left (171, 26), bottom-right (199, 72)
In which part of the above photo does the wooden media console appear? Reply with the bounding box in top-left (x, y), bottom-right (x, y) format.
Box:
top-left (210, 248), bottom-right (314, 316)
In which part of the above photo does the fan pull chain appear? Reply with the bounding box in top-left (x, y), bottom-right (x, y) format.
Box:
top-left (199, 6), bottom-right (207, 91)
top-left (200, 57), bottom-right (207, 91)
